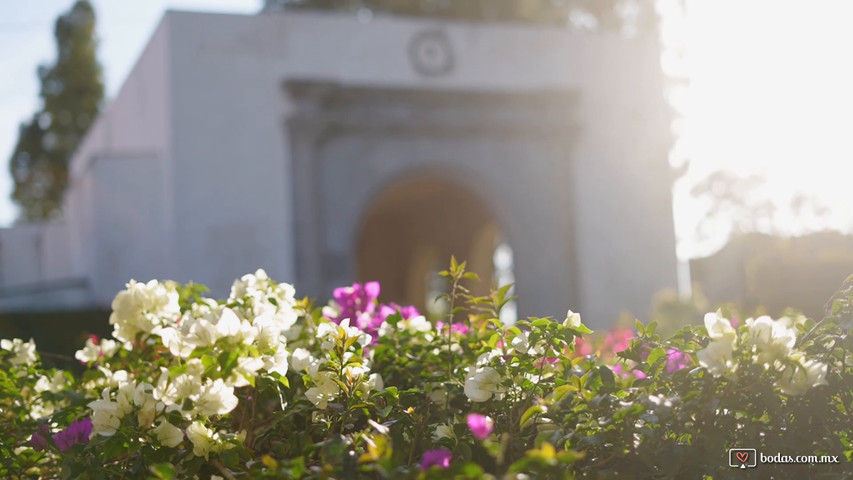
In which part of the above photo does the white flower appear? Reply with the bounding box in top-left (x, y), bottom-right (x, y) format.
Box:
top-left (106, 369), bottom-right (129, 388)
top-left (134, 382), bottom-right (159, 428)
top-left (195, 379), bottom-right (239, 416)
top-left (357, 372), bottom-right (384, 396)
top-left (183, 307), bottom-right (253, 348)
top-left (428, 386), bottom-right (448, 404)
top-left (777, 357), bottom-right (828, 396)
top-left (185, 317), bottom-right (220, 347)
top-left (109, 280), bottom-right (180, 342)
top-left (156, 327), bottom-right (194, 358)
top-left (366, 373), bottom-right (384, 392)
top-left (316, 319), bottom-right (372, 351)
top-left (115, 380), bottom-right (137, 417)
top-left (75, 338), bottom-right (101, 363)
top-left (305, 372), bottom-right (340, 409)
top-left (475, 349), bottom-right (502, 367)
top-left (704, 312), bottom-right (735, 340)
top-left (322, 301), bottom-right (342, 320)
top-left (76, 337), bottom-right (121, 363)
top-left (511, 331), bottom-right (543, 356)
top-left (154, 360), bottom-right (204, 409)
top-left (398, 315), bottom-right (432, 334)
top-left (262, 343), bottom-right (289, 377)
top-left (433, 423), bottom-right (455, 442)
top-left (697, 338), bottom-right (735, 377)
top-left (1, 338), bottom-right (37, 366)
top-left (29, 400), bottom-right (55, 420)
top-left (252, 312), bottom-right (284, 350)
top-left (229, 355), bottom-right (266, 388)
top-left (153, 420), bottom-right (184, 448)
top-left (186, 421), bottom-right (215, 459)
top-left (215, 308), bottom-right (243, 339)
top-left (464, 366), bottom-right (504, 402)
top-left (776, 315), bottom-right (808, 330)
top-left (229, 270), bottom-right (299, 333)
top-left (316, 322), bottom-right (338, 350)
top-left (290, 348), bottom-right (314, 372)
top-left (34, 371), bottom-right (68, 394)
top-left (229, 269), bottom-right (270, 300)
top-left (88, 388), bottom-right (124, 437)
top-left (745, 316), bottom-right (796, 365)
top-left (563, 310), bottom-right (582, 329)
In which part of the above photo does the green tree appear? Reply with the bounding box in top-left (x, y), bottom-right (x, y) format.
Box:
top-left (8, 1), bottom-right (103, 221)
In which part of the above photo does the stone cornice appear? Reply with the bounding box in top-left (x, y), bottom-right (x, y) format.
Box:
top-left (284, 80), bottom-right (579, 137)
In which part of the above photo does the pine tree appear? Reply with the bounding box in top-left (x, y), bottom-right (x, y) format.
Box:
top-left (8, 1), bottom-right (103, 221)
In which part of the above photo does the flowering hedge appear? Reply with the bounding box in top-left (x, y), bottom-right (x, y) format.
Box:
top-left (1, 259), bottom-right (851, 479)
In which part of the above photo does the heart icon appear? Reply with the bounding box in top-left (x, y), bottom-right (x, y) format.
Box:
top-left (736, 452), bottom-right (749, 464)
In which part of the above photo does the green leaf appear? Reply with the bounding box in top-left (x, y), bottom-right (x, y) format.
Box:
top-left (462, 272), bottom-right (480, 281)
top-left (646, 347), bottom-right (667, 368)
top-left (573, 324), bottom-right (594, 334)
top-left (645, 321), bottom-right (658, 336)
top-left (218, 349), bottom-right (240, 377)
top-left (530, 318), bottom-right (552, 328)
top-left (551, 384), bottom-right (576, 403)
top-left (521, 404), bottom-right (547, 428)
top-left (149, 463), bottom-right (176, 480)
top-left (598, 365), bottom-right (615, 386)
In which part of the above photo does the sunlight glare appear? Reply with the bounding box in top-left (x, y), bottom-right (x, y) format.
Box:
top-left (667, 0), bottom-right (853, 259)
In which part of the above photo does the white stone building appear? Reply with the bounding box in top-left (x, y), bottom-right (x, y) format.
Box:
top-left (0, 8), bottom-right (677, 327)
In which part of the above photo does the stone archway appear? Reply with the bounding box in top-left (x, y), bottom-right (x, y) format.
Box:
top-left (355, 176), bottom-right (503, 314)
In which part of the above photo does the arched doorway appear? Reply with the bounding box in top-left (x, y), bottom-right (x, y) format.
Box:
top-left (355, 176), bottom-right (514, 320)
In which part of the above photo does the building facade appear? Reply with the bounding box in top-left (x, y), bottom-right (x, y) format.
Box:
top-left (0, 9), bottom-right (677, 327)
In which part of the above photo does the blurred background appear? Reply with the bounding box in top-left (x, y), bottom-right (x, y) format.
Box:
top-left (1, 0), bottom-right (852, 355)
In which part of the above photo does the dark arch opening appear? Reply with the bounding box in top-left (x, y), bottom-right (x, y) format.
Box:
top-left (355, 175), bottom-right (514, 319)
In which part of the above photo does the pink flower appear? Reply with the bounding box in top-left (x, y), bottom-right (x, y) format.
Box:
top-left (534, 356), bottom-right (560, 368)
top-left (436, 321), bottom-right (469, 335)
top-left (466, 413), bottom-right (494, 440)
top-left (613, 363), bottom-right (647, 379)
top-left (604, 328), bottom-right (634, 354)
top-left (328, 282), bottom-right (419, 344)
top-left (30, 423), bottom-right (51, 451)
top-left (639, 342), bottom-right (652, 360)
top-left (29, 432), bottom-right (48, 452)
top-left (574, 337), bottom-right (593, 356)
top-left (421, 449), bottom-right (452, 470)
top-left (51, 418), bottom-right (92, 451)
top-left (664, 348), bottom-right (690, 373)
top-left (332, 282), bottom-right (381, 322)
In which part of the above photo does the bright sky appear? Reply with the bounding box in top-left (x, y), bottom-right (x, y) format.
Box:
top-left (668, 0), bottom-right (853, 258)
top-left (1, 0), bottom-right (852, 260)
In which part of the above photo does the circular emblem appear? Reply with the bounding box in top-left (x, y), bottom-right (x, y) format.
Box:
top-left (408, 30), bottom-right (454, 77)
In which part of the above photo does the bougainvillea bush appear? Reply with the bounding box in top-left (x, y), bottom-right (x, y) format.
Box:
top-left (1, 259), bottom-right (851, 479)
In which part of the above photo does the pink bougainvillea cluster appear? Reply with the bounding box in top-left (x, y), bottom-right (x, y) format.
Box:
top-left (326, 281), bottom-right (420, 342)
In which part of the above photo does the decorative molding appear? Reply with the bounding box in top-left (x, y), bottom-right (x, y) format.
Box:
top-left (284, 80), bottom-right (579, 137)
top-left (408, 29), bottom-right (455, 77)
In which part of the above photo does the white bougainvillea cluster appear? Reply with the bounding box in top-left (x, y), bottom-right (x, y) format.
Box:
top-left (698, 312), bottom-right (828, 395)
top-left (78, 270), bottom-right (302, 458)
top-left (77, 269), bottom-right (399, 462)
